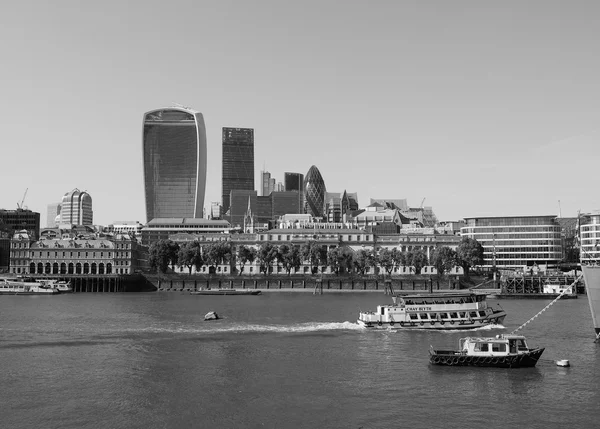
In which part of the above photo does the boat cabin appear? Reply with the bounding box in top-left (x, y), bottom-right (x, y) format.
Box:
top-left (460, 335), bottom-right (530, 357)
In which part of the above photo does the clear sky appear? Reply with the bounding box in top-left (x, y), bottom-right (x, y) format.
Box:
top-left (2, 0), bottom-right (599, 226)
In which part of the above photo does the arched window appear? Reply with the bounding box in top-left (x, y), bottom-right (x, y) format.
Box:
top-left (83, 263), bottom-right (90, 274)
top-left (68, 263), bottom-right (74, 274)
top-left (29, 262), bottom-right (36, 273)
top-left (45, 263), bottom-right (51, 274)
top-left (98, 263), bottom-right (105, 274)
top-left (106, 263), bottom-right (112, 274)
top-left (76, 263), bottom-right (82, 274)
top-left (91, 263), bottom-right (97, 274)
top-left (38, 263), bottom-right (43, 273)
top-left (60, 263), bottom-right (67, 274)
top-left (52, 263), bottom-right (59, 274)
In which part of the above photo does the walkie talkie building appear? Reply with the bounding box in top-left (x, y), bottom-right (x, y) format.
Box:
top-left (143, 107), bottom-right (207, 222)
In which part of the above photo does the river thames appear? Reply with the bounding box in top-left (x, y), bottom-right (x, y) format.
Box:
top-left (1, 291), bottom-right (599, 429)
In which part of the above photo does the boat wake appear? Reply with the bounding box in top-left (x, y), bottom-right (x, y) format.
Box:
top-left (129, 321), bottom-right (365, 335)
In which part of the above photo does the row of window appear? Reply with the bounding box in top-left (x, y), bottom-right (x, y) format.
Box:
top-left (407, 311), bottom-right (487, 320)
top-left (14, 251), bottom-right (130, 258)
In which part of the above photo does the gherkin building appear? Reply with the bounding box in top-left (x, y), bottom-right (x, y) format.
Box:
top-left (303, 165), bottom-right (326, 218)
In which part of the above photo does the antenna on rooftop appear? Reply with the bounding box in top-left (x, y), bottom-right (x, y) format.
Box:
top-left (558, 200), bottom-right (562, 218)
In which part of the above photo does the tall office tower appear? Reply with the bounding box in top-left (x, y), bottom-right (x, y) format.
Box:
top-left (284, 172), bottom-right (304, 214)
top-left (46, 203), bottom-right (61, 228)
top-left (229, 190), bottom-right (257, 227)
top-left (303, 166), bottom-right (326, 219)
top-left (222, 127), bottom-right (254, 214)
top-left (143, 107), bottom-right (207, 222)
top-left (261, 170), bottom-right (276, 196)
top-left (59, 189), bottom-right (93, 225)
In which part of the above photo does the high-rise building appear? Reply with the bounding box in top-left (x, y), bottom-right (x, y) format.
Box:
top-left (143, 107), bottom-right (207, 222)
top-left (304, 166), bottom-right (326, 219)
top-left (228, 190), bottom-right (257, 227)
top-left (59, 189), bottom-right (93, 225)
top-left (0, 209), bottom-right (40, 240)
top-left (261, 170), bottom-right (276, 196)
top-left (222, 127), bottom-right (254, 214)
top-left (46, 203), bottom-right (61, 228)
top-left (284, 172), bottom-right (304, 213)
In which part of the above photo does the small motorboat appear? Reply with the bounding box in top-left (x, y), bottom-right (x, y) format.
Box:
top-left (204, 311), bottom-right (219, 321)
top-left (429, 334), bottom-right (544, 368)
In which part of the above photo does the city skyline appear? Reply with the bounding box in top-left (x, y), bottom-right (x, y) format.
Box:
top-left (2, 1), bottom-right (599, 226)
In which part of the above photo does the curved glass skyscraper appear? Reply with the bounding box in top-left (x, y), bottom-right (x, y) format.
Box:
top-left (304, 165), bottom-right (326, 218)
top-left (143, 107), bottom-right (207, 222)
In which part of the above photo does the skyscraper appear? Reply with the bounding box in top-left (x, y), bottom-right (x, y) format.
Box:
top-left (284, 172), bottom-right (304, 214)
top-left (46, 203), bottom-right (61, 228)
top-left (222, 127), bottom-right (254, 214)
top-left (304, 166), bottom-right (326, 218)
top-left (59, 189), bottom-right (93, 225)
top-left (143, 107), bottom-right (207, 222)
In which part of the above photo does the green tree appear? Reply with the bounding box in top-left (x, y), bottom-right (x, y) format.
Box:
top-left (177, 241), bottom-right (203, 274)
top-left (301, 240), bottom-right (327, 274)
top-left (237, 245), bottom-right (257, 275)
top-left (148, 239), bottom-right (179, 273)
top-left (455, 237), bottom-right (484, 278)
top-left (378, 248), bottom-right (395, 275)
top-left (257, 242), bottom-right (278, 275)
top-left (406, 248), bottom-right (428, 274)
top-left (278, 244), bottom-right (302, 275)
top-left (431, 246), bottom-right (457, 278)
top-left (204, 242), bottom-right (232, 269)
top-left (353, 249), bottom-right (372, 275)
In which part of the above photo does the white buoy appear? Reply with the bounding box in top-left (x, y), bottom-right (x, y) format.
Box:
top-left (556, 359), bottom-right (570, 367)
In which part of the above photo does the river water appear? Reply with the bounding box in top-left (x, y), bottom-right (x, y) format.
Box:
top-left (1, 292), bottom-right (599, 429)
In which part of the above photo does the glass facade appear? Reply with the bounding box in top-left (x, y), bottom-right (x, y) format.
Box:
top-left (222, 127), bottom-right (254, 214)
top-left (143, 108), bottom-right (207, 221)
top-left (60, 189), bottom-right (93, 225)
top-left (461, 216), bottom-right (563, 269)
top-left (284, 172), bottom-right (304, 212)
top-left (581, 213), bottom-right (600, 262)
top-left (304, 165), bottom-right (326, 218)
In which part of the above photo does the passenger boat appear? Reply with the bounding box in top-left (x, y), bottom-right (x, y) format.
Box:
top-left (429, 334), bottom-right (545, 368)
top-left (37, 279), bottom-right (73, 293)
top-left (190, 288), bottom-right (261, 296)
top-left (0, 277), bottom-right (60, 295)
top-left (357, 291), bottom-right (506, 330)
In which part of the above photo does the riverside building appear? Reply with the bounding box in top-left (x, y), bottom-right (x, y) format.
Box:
top-left (580, 212), bottom-right (600, 262)
top-left (460, 215), bottom-right (563, 270)
top-left (143, 106), bottom-right (207, 221)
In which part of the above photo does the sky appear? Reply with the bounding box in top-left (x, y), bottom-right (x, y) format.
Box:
top-left (2, 0), bottom-right (599, 227)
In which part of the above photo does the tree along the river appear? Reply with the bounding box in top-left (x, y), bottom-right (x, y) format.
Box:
top-left (257, 242), bottom-right (278, 275)
top-left (431, 246), bottom-right (457, 278)
top-left (353, 249), bottom-right (373, 275)
top-left (378, 248), bottom-right (396, 275)
top-left (236, 244), bottom-right (257, 275)
top-left (301, 240), bottom-right (327, 274)
top-left (277, 244), bottom-right (302, 275)
top-left (203, 242), bottom-right (232, 269)
top-left (405, 248), bottom-right (428, 274)
top-left (177, 241), bottom-right (203, 274)
top-left (149, 239), bottom-right (180, 273)
top-left (455, 237), bottom-right (484, 278)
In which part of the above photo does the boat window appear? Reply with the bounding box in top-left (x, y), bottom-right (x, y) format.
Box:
top-left (409, 313), bottom-right (418, 320)
top-left (475, 343), bottom-right (489, 352)
top-left (440, 313), bottom-right (449, 319)
top-left (459, 312), bottom-right (466, 318)
top-left (517, 339), bottom-right (528, 351)
top-left (469, 312), bottom-right (478, 318)
top-left (449, 312), bottom-right (459, 319)
top-left (419, 313), bottom-right (429, 320)
top-left (430, 313), bottom-right (438, 320)
top-left (478, 311), bottom-right (486, 317)
top-left (492, 343), bottom-right (506, 352)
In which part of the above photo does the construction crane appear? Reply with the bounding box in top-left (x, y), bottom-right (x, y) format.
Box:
top-left (420, 197), bottom-right (426, 209)
top-left (17, 188), bottom-right (28, 209)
